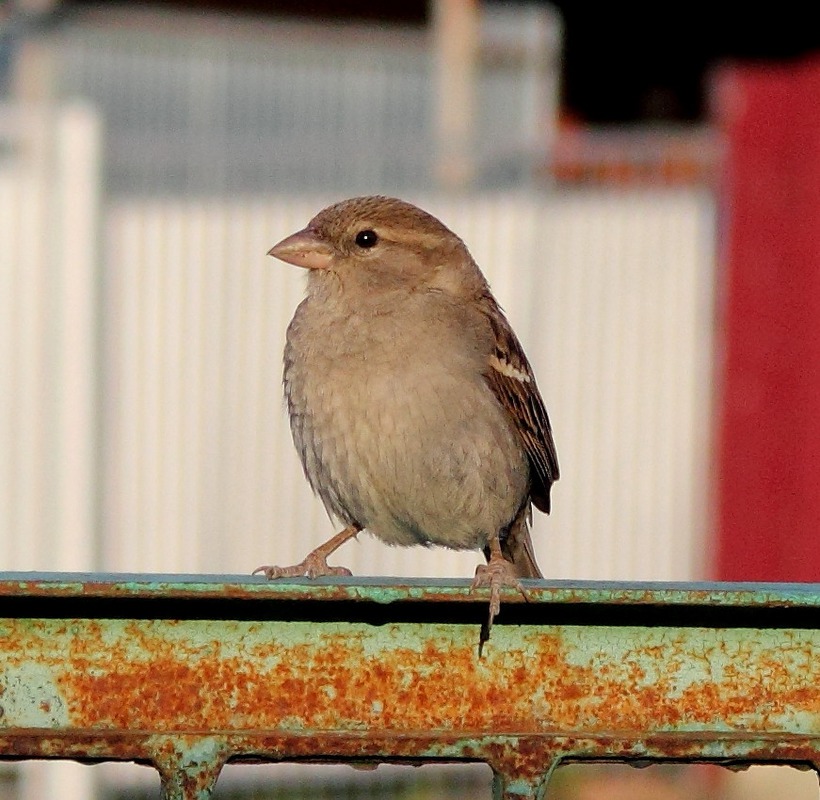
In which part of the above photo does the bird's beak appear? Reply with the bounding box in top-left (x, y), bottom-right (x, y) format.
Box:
top-left (267, 228), bottom-right (334, 270)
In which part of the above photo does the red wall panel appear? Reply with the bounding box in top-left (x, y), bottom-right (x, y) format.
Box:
top-left (715, 57), bottom-right (820, 580)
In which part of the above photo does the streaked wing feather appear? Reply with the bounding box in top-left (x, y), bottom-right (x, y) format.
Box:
top-left (482, 298), bottom-right (559, 513)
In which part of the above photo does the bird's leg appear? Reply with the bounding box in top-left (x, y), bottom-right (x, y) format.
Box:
top-left (253, 524), bottom-right (362, 579)
top-left (471, 535), bottom-right (528, 630)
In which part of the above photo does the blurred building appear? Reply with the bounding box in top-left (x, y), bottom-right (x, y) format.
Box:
top-left (11, 3), bottom-right (560, 193)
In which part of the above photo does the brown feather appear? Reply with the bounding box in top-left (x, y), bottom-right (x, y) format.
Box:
top-left (481, 295), bottom-right (559, 514)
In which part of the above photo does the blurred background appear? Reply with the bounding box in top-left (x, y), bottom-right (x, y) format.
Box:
top-left (0, 0), bottom-right (818, 798)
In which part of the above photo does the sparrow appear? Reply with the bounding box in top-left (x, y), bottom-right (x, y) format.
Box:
top-left (255, 196), bottom-right (558, 627)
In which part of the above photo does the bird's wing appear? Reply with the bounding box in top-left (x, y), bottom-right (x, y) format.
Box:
top-left (482, 297), bottom-right (559, 513)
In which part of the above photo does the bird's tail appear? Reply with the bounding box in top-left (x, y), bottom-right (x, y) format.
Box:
top-left (489, 506), bottom-right (544, 579)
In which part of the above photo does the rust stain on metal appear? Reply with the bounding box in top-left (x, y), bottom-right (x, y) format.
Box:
top-left (151, 735), bottom-right (228, 799)
top-left (6, 619), bottom-right (814, 737)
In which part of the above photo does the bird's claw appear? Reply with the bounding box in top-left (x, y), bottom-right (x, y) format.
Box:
top-left (253, 554), bottom-right (352, 580)
top-left (255, 525), bottom-right (361, 580)
top-left (471, 559), bottom-right (529, 627)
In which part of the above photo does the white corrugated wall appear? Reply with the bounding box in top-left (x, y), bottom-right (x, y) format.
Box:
top-left (2, 8), bottom-right (715, 588)
top-left (0, 102), bottom-right (100, 571)
top-left (0, 103), bottom-right (100, 800)
top-left (99, 190), bottom-right (715, 582)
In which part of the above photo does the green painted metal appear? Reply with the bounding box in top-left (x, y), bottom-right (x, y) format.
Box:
top-left (2, 574), bottom-right (820, 799)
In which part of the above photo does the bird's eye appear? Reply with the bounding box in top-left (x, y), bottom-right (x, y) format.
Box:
top-left (355, 229), bottom-right (378, 248)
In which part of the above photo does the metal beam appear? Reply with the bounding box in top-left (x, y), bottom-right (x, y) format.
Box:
top-left (2, 574), bottom-right (820, 799)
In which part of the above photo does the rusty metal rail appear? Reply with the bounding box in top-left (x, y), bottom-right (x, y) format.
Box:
top-left (2, 574), bottom-right (820, 799)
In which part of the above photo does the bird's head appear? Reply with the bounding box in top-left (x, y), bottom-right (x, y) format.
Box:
top-left (268, 196), bottom-right (485, 298)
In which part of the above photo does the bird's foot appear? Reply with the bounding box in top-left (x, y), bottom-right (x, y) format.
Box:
top-left (253, 524), bottom-right (361, 580)
top-left (253, 552), bottom-right (352, 580)
top-left (471, 557), bottom-right (528, 627)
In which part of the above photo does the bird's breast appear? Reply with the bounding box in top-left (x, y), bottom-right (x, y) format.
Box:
top-left (283, 295), bottom-right (528, 548)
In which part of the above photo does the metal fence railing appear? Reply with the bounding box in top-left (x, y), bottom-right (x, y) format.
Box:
top-left (3, 575), bottom-right (820, 800)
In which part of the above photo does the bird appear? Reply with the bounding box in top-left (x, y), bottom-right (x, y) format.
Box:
top-left (255, 196), bottom-right (558, 627)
